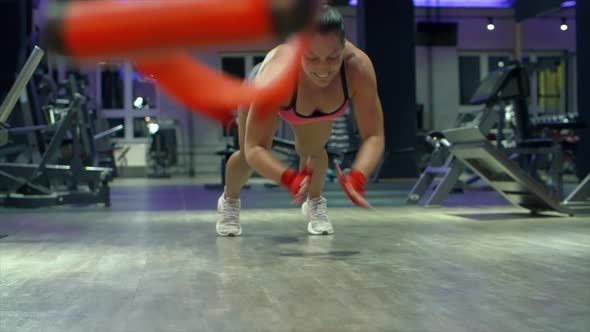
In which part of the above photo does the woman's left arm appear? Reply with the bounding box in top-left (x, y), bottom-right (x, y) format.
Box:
top-left (350, 54), bottom-right (385, 177)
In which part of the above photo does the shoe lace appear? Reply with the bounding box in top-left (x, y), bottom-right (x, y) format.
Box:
top-left (309, 198), bottom-right (328, 222)
top-left (221, 201), bottom-right (240, 226)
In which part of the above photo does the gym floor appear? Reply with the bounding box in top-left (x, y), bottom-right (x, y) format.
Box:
top-left (1, 179), bottom-right (589, 332)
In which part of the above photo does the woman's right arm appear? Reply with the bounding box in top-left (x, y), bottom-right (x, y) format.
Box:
top-left (243, 104), bottom-right (286, 183)
top-left (243, 47), bottom-right (311, 201)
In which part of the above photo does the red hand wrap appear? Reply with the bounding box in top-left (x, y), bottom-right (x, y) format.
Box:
top-left (280, 168), bottom-right (309, 196)
top-left (337, 168), bottom-right (368, 207)
top-left (346, 168), bottom-right (366, 194)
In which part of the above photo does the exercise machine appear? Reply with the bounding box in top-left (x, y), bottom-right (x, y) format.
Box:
top-left (444, 126), bottom-right (589, 215)
top-left (443, 63), bottom-right (590, 215)
top-left (407, 101), bottom-right (500, 206)
top-left (0, 46), bottom-right (113, 208)
top-left (409, 61), bottom-right (571, 207)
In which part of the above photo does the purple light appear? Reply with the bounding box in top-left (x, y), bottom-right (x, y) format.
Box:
top-left (348, 0), bottom-right (358, 5)
top-left (561, 1), bottom-right (576, 7)
top-left (413, 0), bottom-right (511, 7)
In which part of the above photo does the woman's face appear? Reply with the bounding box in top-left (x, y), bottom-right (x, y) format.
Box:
top-left (301, 32), bottom-right (344, 88)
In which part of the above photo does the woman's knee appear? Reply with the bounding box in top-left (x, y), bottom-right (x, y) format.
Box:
top-left (243, 145), bottom-right (258, 166)
top-left (229, 149), bottom-right (249, 168)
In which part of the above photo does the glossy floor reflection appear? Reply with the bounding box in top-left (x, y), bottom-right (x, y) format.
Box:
top-left (1, 182), bottom-right (589, 332)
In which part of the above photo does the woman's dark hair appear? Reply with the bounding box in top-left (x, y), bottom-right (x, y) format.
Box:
top-left (318, 4), bottom-right (345, 44)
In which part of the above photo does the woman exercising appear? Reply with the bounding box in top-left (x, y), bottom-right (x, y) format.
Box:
top-left (217, 4), bottom-right (384, 236)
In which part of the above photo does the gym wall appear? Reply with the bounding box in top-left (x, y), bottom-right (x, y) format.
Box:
top-left (30, 3), bottom-right (577, 176)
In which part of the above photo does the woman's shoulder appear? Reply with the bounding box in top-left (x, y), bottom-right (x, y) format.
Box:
top-left (256, 44), bottom-right (293, 75)
top-left (343, 41), bottom-right (378, 93)
top-left (343, 42), bottom-right (374, 78)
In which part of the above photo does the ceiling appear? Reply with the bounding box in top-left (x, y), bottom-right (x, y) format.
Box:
top-left (335, 0), bottom-right (575, 9)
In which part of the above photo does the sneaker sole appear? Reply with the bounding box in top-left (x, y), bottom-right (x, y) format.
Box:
top-left (216, 227), bottom-right (242, 237)
top-left (218, 232), bottom-right (242, 237)
top-left (307, 222), bottom-right (333, 236)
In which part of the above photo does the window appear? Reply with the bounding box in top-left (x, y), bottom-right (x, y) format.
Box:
top-left (133, 117), bottom-right (152, 138)
top-left (536, 56), bottom-right (563, 115)
top-left (221, 57), bottom-right (246, 78)
top-left (106, 118), bottom-right (125, 138)
top-left (219, 52), bottom-right (267, 80)
top-left (459, 56), bottom-right (481, 105)
top-left (488, 56), bottom-right (510, 73)
top-left (132, 70), bottom-right (158, 110)
top-left (100, 63), bottom-right (124, 110)
top-left (455, 52), bottom-right (573, 120)
top-left (97, 62), bottom-right (160, 141)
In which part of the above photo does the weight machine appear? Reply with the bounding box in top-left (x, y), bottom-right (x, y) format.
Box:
top-left (0, 46), bottom-right (114, 208)
top-left (442, 62), bottom-right (590, 215)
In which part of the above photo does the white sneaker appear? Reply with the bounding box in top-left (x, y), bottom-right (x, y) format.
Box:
top-left (302, 196), bottom-right (334, 235)
top-left (216, 194), bottom-right (242, 236)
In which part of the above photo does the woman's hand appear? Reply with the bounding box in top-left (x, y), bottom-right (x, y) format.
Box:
top-left (335, 164), bottom-right (371, 208)
top-left (280, 159), bottom-right (313, 204)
